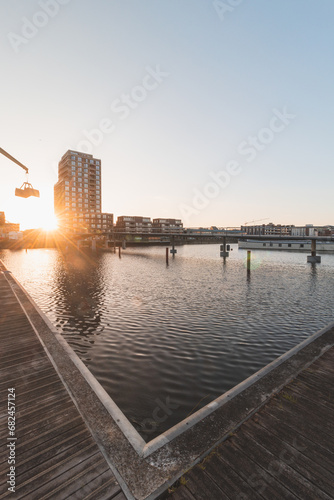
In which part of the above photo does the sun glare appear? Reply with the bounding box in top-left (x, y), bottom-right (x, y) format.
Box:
top-left (5, 192), bottom-right (58, 231)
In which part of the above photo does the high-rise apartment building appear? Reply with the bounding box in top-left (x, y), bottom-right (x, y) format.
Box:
top-left (54, 150), bottom-right (113, 233)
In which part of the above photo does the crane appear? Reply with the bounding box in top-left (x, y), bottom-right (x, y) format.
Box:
top-left (244, 218), bottom-right (270, 226)
top-left (0, 147), bottom-right (40, 198)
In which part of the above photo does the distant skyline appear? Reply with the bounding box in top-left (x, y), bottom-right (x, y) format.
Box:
top-left (1, 0), bottom-right (333, 230)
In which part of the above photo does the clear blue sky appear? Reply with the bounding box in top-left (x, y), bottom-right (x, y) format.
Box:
top-left (1, 0), bottom-right (333, 229)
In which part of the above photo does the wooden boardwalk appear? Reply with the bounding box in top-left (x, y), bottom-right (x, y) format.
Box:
top-left (167, 346), bottom-right (334, 500)
top-left (0, 269), bottom-right (126, 500)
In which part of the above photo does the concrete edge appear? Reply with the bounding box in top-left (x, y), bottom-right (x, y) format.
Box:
top-left (141, 319), bottom-right (334, 456)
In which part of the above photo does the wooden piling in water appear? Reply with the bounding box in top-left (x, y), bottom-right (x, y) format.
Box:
top-left (166, 247), bottom-right (169, 265)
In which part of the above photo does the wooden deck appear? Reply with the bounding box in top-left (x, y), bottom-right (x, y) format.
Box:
top-left (0, 269), bottom-right (126, 500)
top-left (166, 346), bottom-right (334, 500)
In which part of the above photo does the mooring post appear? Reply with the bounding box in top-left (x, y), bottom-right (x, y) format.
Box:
top-left (170, 235), bottom-right (177, 257)
top-left (166, 247), bottom-right (169, 266)
top-left (220, 236), bottom-right (229, 259)
top-left (307, 239), bottom-right (321, 263)
top-left (118, 246), bottom-right (121, 258)
top-left (247, 250), bottom-right (251, 272)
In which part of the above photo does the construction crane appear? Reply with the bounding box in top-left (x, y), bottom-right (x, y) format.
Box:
top-left (0, 147), bottom-right (40, 198)
top-left (244, 218), bottom-right (270, 226)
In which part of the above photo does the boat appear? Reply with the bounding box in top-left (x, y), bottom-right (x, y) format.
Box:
top-left (238, 239), bottom-right (334, 253)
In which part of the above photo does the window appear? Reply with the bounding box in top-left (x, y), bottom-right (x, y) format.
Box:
top-left (263, 243), bottom-right (266, 247)
top-left (288, 243), bottom-right (291, 247)
top-left (71, 161), bottom-right (76, 166)
top-left (71, 156), bottom-right (76, 160)
top-left (65, 186), bottom-right (69, 191)
top-left (90, 159), bottom-right (94, 164)
top-left (65, 181), bottom-right (69, 185)
top-left (72, 187), bottom-right (76, 191)
top-left (65, 202), bottom-right (69, 206)
top-left (278, 243), bottom-right (282, 247)
top-left (84, 189), bottom-right (88, 193)
top-left (300, 244), bottom-right (304, 248)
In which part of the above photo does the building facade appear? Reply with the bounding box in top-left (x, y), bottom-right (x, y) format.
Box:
top-left (152, 218), bottom-right (183, 233)
top-left (241, 223), bottom-right (294, 236)
top-left (54, 150), bottom-right (113, 233)
top-left (115, 216), bottom-right (152, 234)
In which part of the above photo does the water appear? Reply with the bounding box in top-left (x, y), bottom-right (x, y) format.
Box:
top-left (1, 245), bottom-right (334, 440)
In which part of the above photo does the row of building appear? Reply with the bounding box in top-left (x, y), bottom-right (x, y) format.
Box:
top-left (241, 223), bottom-right (334, 237)
top-left (52, 152), bottom-right (331, 238)
top-left (54, 150), bottom-right (183, 234)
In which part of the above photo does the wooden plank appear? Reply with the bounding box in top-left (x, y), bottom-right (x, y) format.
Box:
top-left (16, 452), bottom-right (105, 499)
top-left (242, 420), bottom-right (334, 497)
top-left (287, 380), bottom-right (334, 411)
top-left (232, 428), bottom-right (331, 500)
top-left (264, 403), bottom-right (334, 456)
top-left (271, 395), bottom-right (334, 438)
top-left (184, 467), bottom-right (231, 500)
top-left (201, 452), bottom-right (261, 500)
top-left (217, 439), bottom-right (298, 499)
top-left (167, 487), bottom-right (197, 500)
top-left (59, 466), bottom-right (121, 500)
top-left (255, 411), bottom-right (334, 473)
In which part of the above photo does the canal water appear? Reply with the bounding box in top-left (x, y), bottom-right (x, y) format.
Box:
top-left (1, 245), bottom-right (334, 439)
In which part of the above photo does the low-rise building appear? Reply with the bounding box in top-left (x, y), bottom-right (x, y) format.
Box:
top-left (152, 218), bottom-right (183, 233)
top-left (241, 223), bottom-right (294, 236)
top-left (116, 216), bottom-right (152, 234)
top-left (291, 225), bottom-right (317, 237)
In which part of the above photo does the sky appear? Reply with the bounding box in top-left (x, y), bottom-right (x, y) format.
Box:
top-left (0, 0), bottom-right (333, 230)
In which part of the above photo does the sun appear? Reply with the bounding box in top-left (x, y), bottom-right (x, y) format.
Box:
top-left (41, 216), bottom-right (59, 232)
